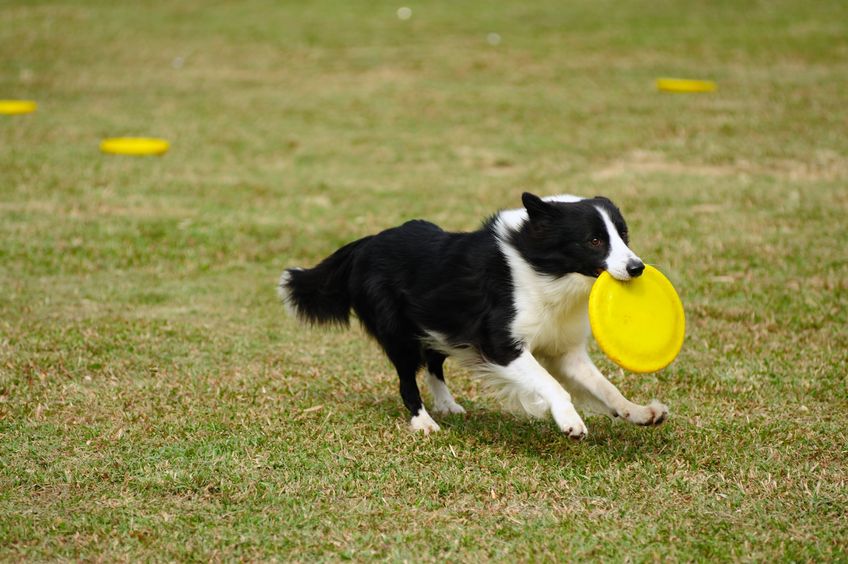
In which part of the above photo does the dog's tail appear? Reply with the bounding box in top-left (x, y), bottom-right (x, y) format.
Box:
top-left (278, 236), bottom-right (372, 326)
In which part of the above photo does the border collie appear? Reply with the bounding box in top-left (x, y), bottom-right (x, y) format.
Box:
top-left (278, 193), bottom-right (668, 439)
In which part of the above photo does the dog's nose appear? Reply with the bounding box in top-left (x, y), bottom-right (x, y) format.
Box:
top-left (626, 260), bottom-right (645, 278)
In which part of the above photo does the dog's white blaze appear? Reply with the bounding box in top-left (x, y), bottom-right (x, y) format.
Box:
top-left (596, 207), bottom-right (641, 281)
top-left (543, 194), bottom-right (585, 204)
top-left (409, 406), bottom-right (440, 433)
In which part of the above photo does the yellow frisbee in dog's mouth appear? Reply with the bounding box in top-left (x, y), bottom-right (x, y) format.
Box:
top-left (656, 78), bottom-right (717, 93)
top-left (0, 100), bottom-right (38, 115)
top-left (100, 137), bottom-right (170, 156)
top-left (589, 265), bottom-right (685, 373)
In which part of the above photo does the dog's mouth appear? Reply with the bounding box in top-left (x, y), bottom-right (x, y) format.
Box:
top-left (594, 268), bottom-right (605, 278)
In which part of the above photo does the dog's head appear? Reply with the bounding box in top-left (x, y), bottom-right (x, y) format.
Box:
top-left (512, 192), bottom-right (644, 281)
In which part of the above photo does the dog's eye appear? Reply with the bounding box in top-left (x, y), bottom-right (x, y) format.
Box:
top-left (590, 238), bottom-right (602, 247)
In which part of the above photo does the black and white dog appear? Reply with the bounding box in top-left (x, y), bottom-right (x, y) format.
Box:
top-left (279, 193), bottom-right (668, 439)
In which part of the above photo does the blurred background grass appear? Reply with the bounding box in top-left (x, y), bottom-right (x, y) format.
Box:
top-left (1, 0), bottom-right (846, 560)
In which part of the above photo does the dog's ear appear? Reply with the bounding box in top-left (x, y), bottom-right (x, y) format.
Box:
top-left (522, 192), bottom-right (558, 224)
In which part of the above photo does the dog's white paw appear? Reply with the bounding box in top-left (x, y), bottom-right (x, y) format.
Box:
top-left (619, 400), bottom-right (669, 426)
top-left (551, 404), bottom-right (588, 440)
top-left (432, 399), bottom-right (466, 415)
top-left (410, 407), bottom-right (441, 434)
top-left (425, 373), bottom-right (465, 416)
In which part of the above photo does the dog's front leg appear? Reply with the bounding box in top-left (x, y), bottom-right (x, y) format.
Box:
top-left (492, 350), bottom-right (587, 440)
top-left (555, 349), bottom-right (669, 426)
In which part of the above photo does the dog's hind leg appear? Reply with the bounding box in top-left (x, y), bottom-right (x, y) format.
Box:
top-left (424, 350), bottom-right (466, 415)
top-left (385, 342), bottom-right (440, 434)
top-left (352, 295), bottom-right (440, 433)
top-left (556, 349), bottom-right (669, 426)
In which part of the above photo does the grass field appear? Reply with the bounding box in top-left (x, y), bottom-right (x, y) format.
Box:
top-left (2, 0), bottom-right (847, 560)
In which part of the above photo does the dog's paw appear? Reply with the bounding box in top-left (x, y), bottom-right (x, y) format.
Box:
top-left (409, 408), bottom-right (441, 434)
top-left (551, 405), bottom-right (588, 440)
top-left (431, 399), bottom-right (466, 415)
top-left (620, 400), bottom-right (669, 426)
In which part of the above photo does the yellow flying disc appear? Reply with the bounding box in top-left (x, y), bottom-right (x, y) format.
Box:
top-left (589, 265), bottom-right (685, 373)
top-left (656, 78), bottom-right (717, 93)
top-left (0, 100), bottom-right (38, 115)
top-left (100, 137), bottom-right (170, 156)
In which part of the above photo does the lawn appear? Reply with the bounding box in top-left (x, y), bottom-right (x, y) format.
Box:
top-left (1, 0), bottom-right (847, 560)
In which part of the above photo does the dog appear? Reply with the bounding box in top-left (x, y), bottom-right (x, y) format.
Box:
top-left (278, 193), bottom-right (668, 438)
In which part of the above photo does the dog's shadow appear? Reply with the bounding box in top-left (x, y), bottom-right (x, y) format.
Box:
top-left (363, 396), bottom-right (676, 464)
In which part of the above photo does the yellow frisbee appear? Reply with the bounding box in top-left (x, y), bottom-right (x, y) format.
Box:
top-left (589, 265), bottom-right (685, 373)
top-left (656, 78), bottom-right (717, 93)
top-left (0, 100), bottom-right (38, 115)
top-left (100, 137), bottom-right (170, 156)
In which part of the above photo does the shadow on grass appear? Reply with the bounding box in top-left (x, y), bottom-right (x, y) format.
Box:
top-left (361, 396), bottom-right (676, 463)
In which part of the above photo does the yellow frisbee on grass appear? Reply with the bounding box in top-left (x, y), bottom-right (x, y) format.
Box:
top-left (589, 265), bottom-right (685, 373)
top-left (0, 100), bottom-right (38, 115)
top-left (100, 137), bottom-right (170, 156)
top-left (656, 78), bottom-right (717, 93)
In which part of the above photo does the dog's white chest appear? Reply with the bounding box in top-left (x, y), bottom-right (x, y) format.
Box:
top-left (515, 297), bottom-right (591, 356)
top-left (509, 273), bottom-right (594, 356)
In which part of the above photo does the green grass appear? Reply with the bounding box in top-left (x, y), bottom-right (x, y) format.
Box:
top-left (2, 0), bottom-right (847, 560)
